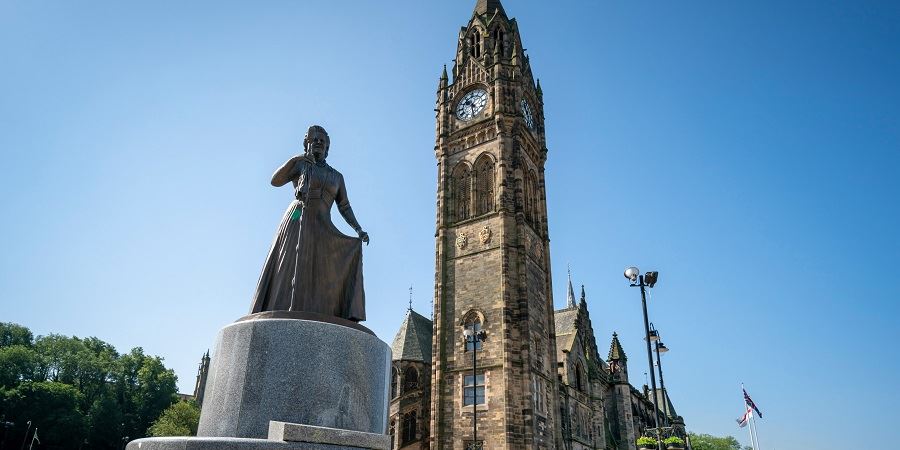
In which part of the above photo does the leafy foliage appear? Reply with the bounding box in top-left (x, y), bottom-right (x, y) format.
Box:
top-left (0, 322), bottom-right (179, 449)
top-left (688, 432), bottom-right (751, 450)
top-left (664, 436), bottom-right (685, 445)
top-left (0, 322), bottom-right (33, 347)
top-left (637, 436), bottom-right (659, 445)
top-left (148, 400), bottom-right (200, 437)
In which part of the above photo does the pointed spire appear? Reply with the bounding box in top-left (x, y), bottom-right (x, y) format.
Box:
top-left (391, 309), bottom-right (434, 363)
top-left (566, 266), bottom-right (576, 308)
top-left (474, 0), bottom-right (506, 17)
top-left (580, 284), bottom-right (587, 307)
top-left (440, 64), bottom-right (448, 81)
top-left (536, 78), bottom-right (543, 97)
top-left (608, 332), bottom-right (627, 362)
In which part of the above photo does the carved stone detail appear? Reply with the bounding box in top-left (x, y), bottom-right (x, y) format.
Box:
top-left (456, 232), bottom-right (468, 250)
top-left (479, 226), bottom-right (492, 245)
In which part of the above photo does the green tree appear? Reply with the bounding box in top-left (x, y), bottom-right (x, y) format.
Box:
top-left (34, 334), bottom-right (87, 384)
top-left (0, 322), bottom-right (33, 348)
top-left (148, 400), bottom-right (200, 437)
top-left (86, 391), bottom-right (124, 449)
top-left (115, 348), bottom-right (178, 440)
top-left (688, 432), bottom-right (752, 450)
top-left (2, 381), bottom-right (86, 449)
top-left (0, 345), bottom-right (40, 387)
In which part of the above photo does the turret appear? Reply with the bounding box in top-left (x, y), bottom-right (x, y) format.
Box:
top-left (607, 332), bottom-right (628, 383)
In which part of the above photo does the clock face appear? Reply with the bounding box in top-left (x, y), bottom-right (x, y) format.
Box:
top-left (456, 89), bottom-right (488, 121)
top-left (521, 99), bottom-right (535, 129)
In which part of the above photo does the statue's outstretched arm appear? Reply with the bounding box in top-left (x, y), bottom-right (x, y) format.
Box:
top-left (336, 174), bottom-right (369, 244)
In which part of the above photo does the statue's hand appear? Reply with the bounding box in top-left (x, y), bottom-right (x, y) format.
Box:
top-left (358, 230), bottom-right (369, 245)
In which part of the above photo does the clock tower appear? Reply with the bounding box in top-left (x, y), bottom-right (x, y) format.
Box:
top-left (430, 1), bottom-right (561, 449)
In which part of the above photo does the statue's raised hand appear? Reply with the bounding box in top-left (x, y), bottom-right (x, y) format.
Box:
top-left (358, 230), bottom-right (369, 245)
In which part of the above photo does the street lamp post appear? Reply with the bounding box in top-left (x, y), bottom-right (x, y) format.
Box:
top-left (625, 267), bottom-right (662, 450)
top-left (650, 323), bottom-right (670, 425)
top-left (463, 327), bottom-right (487, 450)
top-left (18, 420), bottom-right (31, 450)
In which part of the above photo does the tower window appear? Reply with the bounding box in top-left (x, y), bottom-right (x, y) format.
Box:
top-left (401, 410), bottom-right (418, 444)
top-left (523, 169), bottom-right (540, 226)
top-left (469, 31), bottom-right (482, 58)
top-left (463, 373), bottom-right (486, 406)
top-left (404, 367), bottom-right (419, 391)
top-left (451, 163), bottom-right (472, 223)
top-left (575, 363), bottom-right (585, 391)
top-left (391, 367), bottom-right (399, 398)
top-left (474, 155), bottom-right (495, 215)
top-left (494, 28), bottom-right (505, 56)
top-left (533, 375), bottom-right (545, 413)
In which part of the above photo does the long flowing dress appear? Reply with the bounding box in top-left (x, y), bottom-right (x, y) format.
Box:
top-left (249, 159), bottom-right (365, 321)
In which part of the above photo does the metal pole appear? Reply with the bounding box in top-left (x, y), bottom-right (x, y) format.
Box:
top-left (18, 421), bottom-right (30, 450)
top-left (638, 276), bottom-right (662, 450)
top-left (742, 384), bottom-right (756, 450)
top-left (654, 340), bottom-right (669, 425)
top-left (749, 407), bottom-right (761, 450)
top-left (472, 336), bottom-right (478, 450)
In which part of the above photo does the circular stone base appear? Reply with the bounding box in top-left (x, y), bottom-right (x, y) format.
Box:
top-left (196, 318), bottom-right (390, 439)
top-left (126, 436), bottom-right (369, 450)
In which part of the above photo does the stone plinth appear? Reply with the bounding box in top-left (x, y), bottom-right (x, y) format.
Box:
top-left (197, 318), bottom-right (391, 439)
top-left (127, 317), bottom-right (390, 450)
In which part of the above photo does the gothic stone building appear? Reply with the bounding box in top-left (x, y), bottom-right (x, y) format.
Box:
top-left (387, 1), bottom-right (687, 449)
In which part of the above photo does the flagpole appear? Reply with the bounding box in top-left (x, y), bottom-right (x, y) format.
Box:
top-left (749, 407), bottom-right (762, 450)
top-left (742, 384), bottom-right (756, 450)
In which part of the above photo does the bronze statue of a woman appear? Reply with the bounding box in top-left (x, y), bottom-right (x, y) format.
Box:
top-left (249, 125), bottom-right (369, 321)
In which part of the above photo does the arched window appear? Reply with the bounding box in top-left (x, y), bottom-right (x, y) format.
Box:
top-left (391, 367), bottom-right (399, 398)
top-left (389, 420), bottom-right (396, 449)
top-left (528, 169), bottom-right (540, 225)
top-left (575, 363), bottom-right (584, 391)
top-left (401, 410), bottom-right (418, 445)
top-left (474, 155), bottom-right (495, 215)
top-left (404, 367), bottom-right (419, 391)
top-left (494, 28), bottom-right (505, 56)
top-left (469, 31), bottom-right (481, 58)
top-left (451, 163), bottom-right (472, 223)
top-left (463, 315), bottom-right (483, 351)
top-left (523, 170), bottom-right (539, 225)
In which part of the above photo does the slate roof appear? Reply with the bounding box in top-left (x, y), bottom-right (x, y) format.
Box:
top-left (391, 309), bottom-right (433, 363)
top-left (554, 307), bottom-right (578, 336)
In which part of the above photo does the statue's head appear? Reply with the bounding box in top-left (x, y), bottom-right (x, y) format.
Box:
top-left (303, 125), bottom-right (330, 162)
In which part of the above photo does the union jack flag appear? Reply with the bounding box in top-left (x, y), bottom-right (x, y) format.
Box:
top-left (743, 388), bottom-right (762, 418)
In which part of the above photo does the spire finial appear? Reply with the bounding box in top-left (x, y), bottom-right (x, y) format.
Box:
top-left (566, 265), bottom-right (576, 308)
top-left (580, 284), bottom-right (587, 306)
top-left (408, 285), bottom-right (413, 311)
top-left (474, 0), bottom-right (506, 17)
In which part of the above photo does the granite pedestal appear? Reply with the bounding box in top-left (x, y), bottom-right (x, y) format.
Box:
top-left (127, 317), bottom-right (391, 450)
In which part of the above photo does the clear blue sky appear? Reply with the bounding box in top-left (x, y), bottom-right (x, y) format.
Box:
top-left (1, 1), bottom-right (897, 448)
